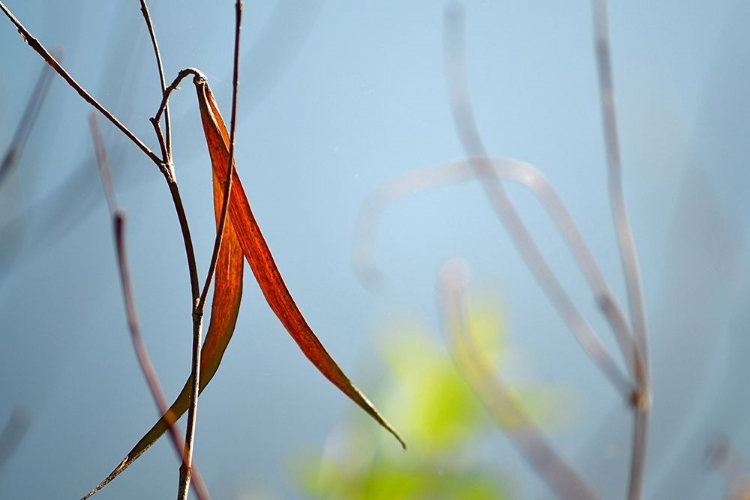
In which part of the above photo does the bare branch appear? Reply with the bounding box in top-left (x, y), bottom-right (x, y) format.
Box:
top-left (87, 113), bottom-right (212, 500)
top-left (198, 0), bottom-right (243, 313)
top-left (153, 68), bottom-right (202, 125)
top-left (591, 1), bottom-right (650, 498)
top-left (138, 0), bottom-right (173, 160)
top-left (442, 7), bottom-right (633, 397)
top-left (352, 157), bottom-right (634, 398)
top-left (438, 260), bottom-right (600, 500)
top-left (0, 1), bottom-right (163, 169)
top-left (180, 4), bottom-right (243, 499)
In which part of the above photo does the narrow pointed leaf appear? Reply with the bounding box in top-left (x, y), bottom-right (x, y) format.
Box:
top-left (193, 74), bottom-right (404, 449)
top-left (82, 117), bottom-right (244, 500)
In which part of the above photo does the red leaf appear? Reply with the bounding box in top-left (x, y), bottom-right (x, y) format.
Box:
top-left (194, 74), bottom-right (404, 449)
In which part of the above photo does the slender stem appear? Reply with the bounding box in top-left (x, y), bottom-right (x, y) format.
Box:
top-left (2, 3), bottom-right (213, 497)
top-left (151, 67), bottom-right (203, 178)
top-left (177, 302), bottom-right (204, 500)
top-left (158, 174), bottom-right (203, 489)
top-left (159, 99), bottom-right (201, 500)
top-left (351, 157), bottom-right (635, 399)
top-left (198, 0), bottom-right (243, 310)
top-left (591, 2), bottom-right (650, 498)
top-left (88, 114), bottom-right (211, 500)
top-left (0, 5), bottom-right (201, 304)
top-left (628, 382), bottom-right (649, 500)
top-left (117, 216), bottom-right (210, 500)
top-left (178, 6), bottom-right (243, 498)
top-left (592, 0), bottom-right (649, 371)
top-left (438, 261), bottom-right (600, 500)
top-left (0, 1), bottom-right (163, 170)
top-left (164, 178), bottom-right (201, 304)
top-left (442, 7), bottom-right (631, 397)
top-left (154, 68), bottom-right (201, 124)
top-left (138, 0), bottom-right (173, 161)
top-left (150, 116), bottom-right (169, 163)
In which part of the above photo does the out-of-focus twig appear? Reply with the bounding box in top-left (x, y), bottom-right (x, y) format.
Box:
top-left (591, 2), bottom-right (650, 498)
top-left (0, 2), bottom-right (162, 168)
top-left (438, 259), bottom-right (600, 500)
top-left (88, 113), bottom-right (211, 500)
top-left (442, 6), bottom-right (635, 399)
top-left (0, 48), bottom-right (59, 188)
top-left (352, 157), bottom-right (635, 400)
top-left (439, 4), bottom-right (650, 498)
top-left (0, 4), bottom-right (204, 395)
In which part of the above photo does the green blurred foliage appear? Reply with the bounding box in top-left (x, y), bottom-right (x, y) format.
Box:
top-left (381, 324), bottom-right (487, 454)
top-left (296, 290), bottom-right (572, 500)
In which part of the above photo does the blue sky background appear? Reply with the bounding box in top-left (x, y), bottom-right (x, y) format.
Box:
top-left (1, 1), bottom-right (749, 498)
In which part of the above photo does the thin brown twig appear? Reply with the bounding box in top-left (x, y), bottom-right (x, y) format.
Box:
top-left (0, 1), bottom-right (203, 328)
top-left (179, 4), bottom-right (243, 498)
top-left (154, 68), bottom-right (202, 124)
top-left (132, 10), bottom-right (209, 494)
top-left (1, 3), bottom-right (215, 497)
top-left (150, 115), bottom-right (169, 163)
top-left (198, 0), bottom-right (243, 311)
top-left (138, 0), bottom-right (173, 161)
top-left (165, 178), bottom-right (203, 500)
top-left (166, 179), bottom-right (201, 302)
top-left (87, 114), bottom-right (212, 500)
top-left (149, 67), bottom-right (201, 171)
top-left (0, 1), bottom-right (163, 169)
top-left (149, 68), bottom-right (201, 169)
top-left (117, 215), bottom-right (210, 500)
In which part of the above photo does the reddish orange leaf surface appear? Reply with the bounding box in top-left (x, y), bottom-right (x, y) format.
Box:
top-left (194, 73), bottom-right (404, 449)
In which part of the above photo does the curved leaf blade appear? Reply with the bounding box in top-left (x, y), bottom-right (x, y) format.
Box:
top-left (194, 74), bottom-right (404, 449)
